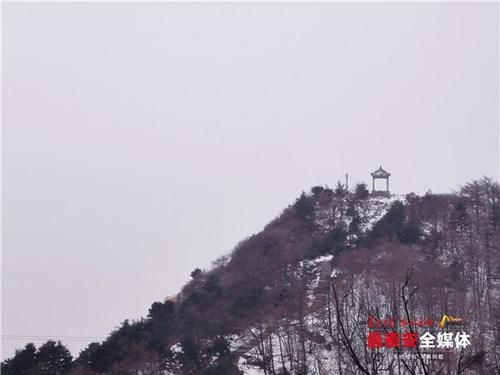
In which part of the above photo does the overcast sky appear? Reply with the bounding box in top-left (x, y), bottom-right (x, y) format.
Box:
top-left (2, 2), bottom-right (498, 359)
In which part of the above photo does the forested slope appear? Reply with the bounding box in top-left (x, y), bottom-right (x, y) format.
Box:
top-left (3, 178), bottom-right (499, 375)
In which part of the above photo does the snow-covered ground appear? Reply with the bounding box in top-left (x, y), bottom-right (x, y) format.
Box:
top-left (315, 194), bottom-right (406, 235)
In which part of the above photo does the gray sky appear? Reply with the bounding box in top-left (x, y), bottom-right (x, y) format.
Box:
top-left (2, 2), bottom-right (498, 359)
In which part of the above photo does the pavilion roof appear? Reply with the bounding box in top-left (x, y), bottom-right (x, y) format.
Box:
top-left (370, 165), bottom-right (391, 178)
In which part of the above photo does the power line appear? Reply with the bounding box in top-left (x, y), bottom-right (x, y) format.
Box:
top-left (1, 335), bottom-right (105, 342)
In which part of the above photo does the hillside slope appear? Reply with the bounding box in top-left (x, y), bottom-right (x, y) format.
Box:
top-left (3, 179), bottom-right (500, 375)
